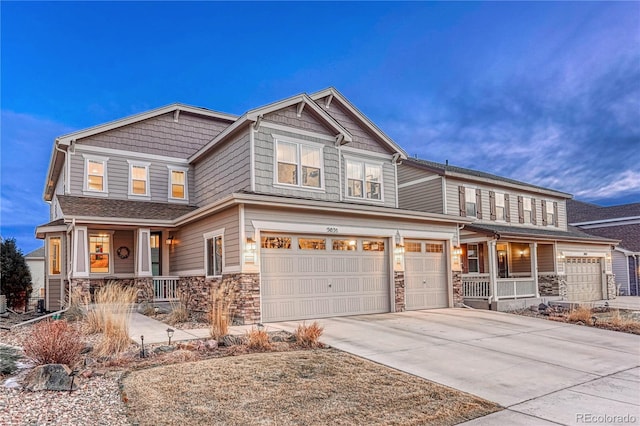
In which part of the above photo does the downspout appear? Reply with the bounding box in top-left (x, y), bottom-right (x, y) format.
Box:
top-left (53, 140), bottom-right (70, 195)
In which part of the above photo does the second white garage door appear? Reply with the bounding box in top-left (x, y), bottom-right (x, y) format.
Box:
top-left (261, 234), bottom-right (390, 322)
top-left (565, 257), bottom-right (603, 301)
top-left (404, 240), bottom-right (449, 310)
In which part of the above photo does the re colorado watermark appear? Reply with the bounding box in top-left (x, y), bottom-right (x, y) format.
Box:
top-left (576, 413), bottom-right (638, 424)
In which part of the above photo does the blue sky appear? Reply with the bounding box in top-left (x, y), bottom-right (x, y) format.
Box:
top-left (2, 1), bottom-right (639, 253)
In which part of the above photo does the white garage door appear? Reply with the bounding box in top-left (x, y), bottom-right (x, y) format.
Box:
top-left (261, 234), bottom-right (390, 322)
top-left (404, 240), bottom-right (449, 310)
top-left (565, 257), bottom-right (603, 301)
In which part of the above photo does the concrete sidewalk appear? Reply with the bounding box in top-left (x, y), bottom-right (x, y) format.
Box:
top-left (594, 296), bottom-right (640, 311)
top-left (128, 312), bottom-right (255, 345)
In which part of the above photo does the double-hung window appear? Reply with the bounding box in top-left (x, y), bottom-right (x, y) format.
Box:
top-left (49, 237), bottom-right (61, 275)
top-left (467, 244), bottom-right (479, 273)
top-left (465, 187), bottom-right (477, 217)
top-left (128, 161), bottom-right (150, 197)
top-left (275, 139), bottom-right (323, 189)
top-left (523, 197), bottom-right (532, 223)
top-left (546, 201), bottom-right (555, 226)
top-left (495, 193), bottom-right (505, 221)
top-left (89, 233), bottom-right (111, 274)
top-left (204, 230), bottom-right (224, 277)
top-left (84, 155), bottom-right (108, 194)
top-left (168, 166), bottom-right (188, 201)
top-left (346, 160), bottom-right (382, 200)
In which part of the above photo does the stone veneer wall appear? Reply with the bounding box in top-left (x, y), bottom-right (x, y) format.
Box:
top-left (178, 273), bottom-right (260, 325)
top-left (452, 271), bottom-right (463, 307)
top-left (394, 271), bottom-right (405, 312)
top-left (69, 277), bottom-right (153, 303)
top-left (606, 274), bottom-right (617, 300)
top-left (538, 274), bottom-right (560, 297)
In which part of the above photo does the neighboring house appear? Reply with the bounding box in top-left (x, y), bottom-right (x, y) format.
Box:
top-left (397, 159), bottom-right (618, 309)
top-left (36, 88), bottom-right (476, 320)
top-left (25, 246), bottom-right (45, 308)
top-left (568, 200), bottom-right (640, 296)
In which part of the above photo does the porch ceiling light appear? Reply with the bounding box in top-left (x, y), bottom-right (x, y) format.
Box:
top-left (165, 236), bottom-right (175, 246)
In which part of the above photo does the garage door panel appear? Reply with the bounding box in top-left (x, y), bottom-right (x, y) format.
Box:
top-left (261, 234), bottom-right (389, 322)
top-left (565, 257), bottom-right (602, 302)
top-left (405, 240), bottom-right (448, 310)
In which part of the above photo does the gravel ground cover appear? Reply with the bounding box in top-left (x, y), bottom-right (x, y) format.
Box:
top-left (122, 349), bottom-right (500, 426)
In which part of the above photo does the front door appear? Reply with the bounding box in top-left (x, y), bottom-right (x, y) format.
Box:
top-left (151, 232), bottom-right (162, 276)
top-left (497, 244), bottom-right (509, 278)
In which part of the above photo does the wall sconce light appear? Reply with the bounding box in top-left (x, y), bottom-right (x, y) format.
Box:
top-left (394, 243), bottom-right (405, 255)
top-left (519, 250), bottom-right (525, 258)
top-left (453, 246), bottom-right (462, 256)
top-left (166, 236), bottom-right (175, 246)
top-left (166, 327), bottom-right (174, 345)
top-left (245, 237), bottom-right (257, 264)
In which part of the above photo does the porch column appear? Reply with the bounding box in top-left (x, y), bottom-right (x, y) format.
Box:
top-left (531, 242), bottom-right (539, 298)
top-left (136, 228), bottom-right (153, 277)
top-left (72, 226), bottom-right (89, 278)
top-left (488, 239), bottom-right (498, 301)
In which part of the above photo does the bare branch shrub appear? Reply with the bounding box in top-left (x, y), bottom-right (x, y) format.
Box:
top-left (23, 320), bottom-right (85, 366)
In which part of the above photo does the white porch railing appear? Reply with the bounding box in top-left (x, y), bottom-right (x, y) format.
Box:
top-left (153, 276), bottom-right (179, 301)
top-left (462, 274), bottom-right (491, 299)
top-left (496, 278), bottom-right (536, 300)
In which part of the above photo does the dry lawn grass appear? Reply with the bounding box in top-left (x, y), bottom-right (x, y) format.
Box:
top-left (122, 349), bottom-right (500, 426)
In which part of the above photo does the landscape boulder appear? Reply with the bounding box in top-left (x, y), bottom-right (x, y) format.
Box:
top-left (24, 364), bottom-right (78, 392)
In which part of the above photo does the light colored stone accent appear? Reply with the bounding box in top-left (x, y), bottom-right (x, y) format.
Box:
top-left (606, 274), bottom-right (617, 299)
top-left (452, 271), bottom-right (463, 307)
top-left (394, 271), bottom-right (405, 312)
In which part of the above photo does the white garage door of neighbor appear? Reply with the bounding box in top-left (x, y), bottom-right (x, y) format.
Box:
top-left (404, 240), bottom-right (449, 310)
top-left (261, 234), bottom-right (390, 322)
top-left (565, 257), bottom-right (603, 302)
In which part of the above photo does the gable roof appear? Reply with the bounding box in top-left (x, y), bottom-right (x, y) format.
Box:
top-left (405, 158), bottom-right (572, 198)
top-left (577, 224), bottom-right (640, 252)
top-left (189, 92), bottom-right (353, 163)
top-left (567, 199), bottom-right (640, 224)
top-left (310, 87), bottom-right (408, 158)
top-left (25, 246), bottom-right (45, 259)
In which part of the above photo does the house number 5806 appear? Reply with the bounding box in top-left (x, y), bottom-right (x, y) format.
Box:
top-left (326, 227), bottom-right (339, 233)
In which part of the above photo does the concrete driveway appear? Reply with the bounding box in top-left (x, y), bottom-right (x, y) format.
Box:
top-left (270, 309), bottom-right (640, 425)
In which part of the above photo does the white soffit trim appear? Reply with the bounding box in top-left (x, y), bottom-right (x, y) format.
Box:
top-left (252, 220), bottom-right (454, 241)
top-left (56, 103), bottom-right (237, 146)
top-left (310, 87), bottom-right (408, 159)
top-left (572, 217), bottom-right (640, 227)
top-left (75, 144), bottom-right (189, 165)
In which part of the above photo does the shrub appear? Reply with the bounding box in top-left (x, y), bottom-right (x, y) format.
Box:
top-left (295, 321), bottom-right (324, 348)
top-left (246, 328), bottom-right (272, 351)
top-left (567, 306), bottom-right (593, 323)
top-left (0, 345), bottom-right (22, 376)
top-left (210, 283), bottom-right (235, 339)
top-left (23, 320), bottom-right (84, 366)
top-left (167, 290), bottom-right (190, 325)
top-left (85, 283), bottom-right (137, 357)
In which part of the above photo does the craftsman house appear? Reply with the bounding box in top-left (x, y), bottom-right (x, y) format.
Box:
top-left (36, 88), bottom-right (476, 323)
top-left (568, 200), bottom-right (640, 296)
top-left (398, 159), bottom-right (618, 309)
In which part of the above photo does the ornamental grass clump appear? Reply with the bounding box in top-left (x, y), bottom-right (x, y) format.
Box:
top-left (246, 327), bottom-right (272, 351)
top-left (567, 305), bottom-right (593, 323)
top-left (85, 282), bottom-right (138, 357)
top-left (295, 321), bottom-right (324, 348)
top-left (23, 320), bottom-right (84, 366)
top-left (210, 283), bottom-right (235, 340)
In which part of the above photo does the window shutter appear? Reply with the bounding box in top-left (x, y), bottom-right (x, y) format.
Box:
top-left (458, 186), bottom-right (466, 217)
top-left (476, 189), bottom-right (483, 219)
top-left (531, 198), bottom-right (537, 224)
top-left (517, 196), bottom-right (524, 223)
top-left (541, 199), bottom-right (548, 225)
top-left (504, 194), bottom-right (511, 222)
top-left (553, 202), bottom-right (559, 227)
top-left (489, 191), bottom-right (496, 220)
top-left (478, 243), bottom-right (485, 273)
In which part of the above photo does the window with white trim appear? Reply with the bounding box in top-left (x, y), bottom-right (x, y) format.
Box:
top-left (49, 237), bottom-right (61, 275)
top-left (204, 232), bottom-right (223, 277)
top-left (168, 167), bottom-right (188, 200)
top-left (85, 157), bottom-right (108, 193)
top-left (465, 187), bottom-right (477, 217)
top-left (523, 197), bottom-right (532, 223)
top-left (346, 160), bottom-right (382, 200)
top-left (128, 161), bottom-right (149, 196)
top-left (467, 244), bottom-right (479, 273)
top-left (546, 201), bottom-right (555, 226)
top-left (89, 233), bottom-right (110, 274)
top-left (275, 139), bottom-right (323, 189)
top-left (495, 193), bottom-right (505, 221)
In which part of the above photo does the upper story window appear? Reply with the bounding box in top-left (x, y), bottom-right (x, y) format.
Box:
top-left (523, 197), bottom-right (532, 223)
top-left (465, 187), bottom-right (477, 217)
top-left (84, 155), bottom-right (108, 194)
top-left (49, 237), bottom-right (61, 275)
top-left (168, 166), bottom-right (189, 201)
top-left (495, 193), bottom-right (505, 221)
top-left (204, 230), bottom-right (223, 277)
top-left (89, 233), bottom-right (110, 274)
top-left (546, 201), bottom-right (556, 226)
top-left (128, 161), bottom-right (150, 197)
top-left (275, 139), bottom-right (323, 189)
top-left (346, 160), bottom-right (382, 200)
